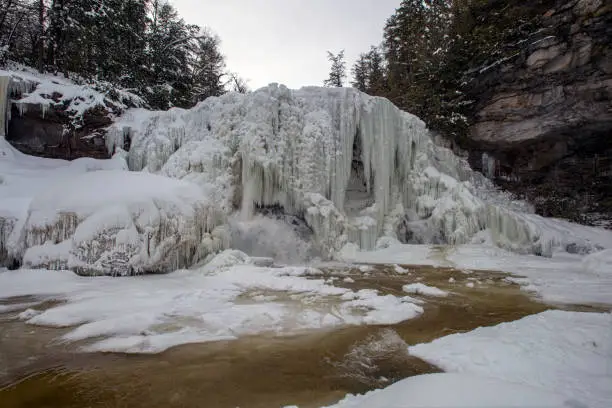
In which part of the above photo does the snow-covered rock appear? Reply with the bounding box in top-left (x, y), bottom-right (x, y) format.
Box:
top-left (108, 85), bottom-right (612, 257)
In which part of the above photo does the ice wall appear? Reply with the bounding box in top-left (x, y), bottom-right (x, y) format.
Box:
top-left (16, 171), bottom-right (228, 275)
top-left (107, 85), bottom-right (612, 257)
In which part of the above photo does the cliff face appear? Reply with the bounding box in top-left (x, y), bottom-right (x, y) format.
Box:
top-left (7, 103), bottom-right (111, 160)
top-left (459, 0), bottom-right (612, 225)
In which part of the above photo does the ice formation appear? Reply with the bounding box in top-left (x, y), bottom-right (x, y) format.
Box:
top-left (0, 136), bottom-right (227, 275)
top-left (108, 85), bottom-right (612, 258)
top-left (17, 171), bottom-right (227, 276)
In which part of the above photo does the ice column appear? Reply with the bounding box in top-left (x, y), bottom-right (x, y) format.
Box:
top-left (0, 76), bottom-right (11, 137)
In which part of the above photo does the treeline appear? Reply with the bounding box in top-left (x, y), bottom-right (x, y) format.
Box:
top-left (0, 0), bottom-right (245, 109)
top-left (343, 0), bottom-right (549, 142)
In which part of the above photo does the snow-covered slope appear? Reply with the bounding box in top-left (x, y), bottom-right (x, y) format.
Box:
top-left (108, 85), bottom-right (612, 257)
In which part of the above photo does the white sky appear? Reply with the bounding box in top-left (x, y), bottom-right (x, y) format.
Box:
top-left (172, 0), bottom-right (400, 89)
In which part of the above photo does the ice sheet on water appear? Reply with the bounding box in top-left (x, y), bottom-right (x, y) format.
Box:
top-left (0, 259), bottom-right (424, 353)
top-left (402, 283), bottom-right (448, 297)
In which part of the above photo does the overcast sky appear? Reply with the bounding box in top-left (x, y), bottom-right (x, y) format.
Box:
top-left (173, 0), bottom-right (400, 90)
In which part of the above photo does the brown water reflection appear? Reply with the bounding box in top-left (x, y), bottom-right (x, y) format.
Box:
top-left (0, 265), bottom-right (551, 408)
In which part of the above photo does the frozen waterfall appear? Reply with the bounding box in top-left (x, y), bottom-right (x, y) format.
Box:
top-left (104, 85), bottom-right (610, 258)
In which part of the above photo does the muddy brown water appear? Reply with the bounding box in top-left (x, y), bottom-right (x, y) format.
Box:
top-left (0, 265), bottom-right (559, 408)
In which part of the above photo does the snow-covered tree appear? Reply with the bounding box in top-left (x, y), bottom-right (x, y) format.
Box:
top-left (324, 50), bottom-right (346, 88)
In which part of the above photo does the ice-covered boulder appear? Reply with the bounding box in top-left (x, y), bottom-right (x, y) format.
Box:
top-left (14, 170), bottom-right (226, 276)
top-left (107, 85), bottom-right (612, 257)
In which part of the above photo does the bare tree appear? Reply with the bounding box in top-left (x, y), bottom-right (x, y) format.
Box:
top-left (226, 72), bottom-right (249, 93)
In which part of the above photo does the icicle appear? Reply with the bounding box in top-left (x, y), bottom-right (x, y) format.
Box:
top-left (482, 152), bottom-right (497, 179)
top-left (0, 76), bottom-right (11, 137)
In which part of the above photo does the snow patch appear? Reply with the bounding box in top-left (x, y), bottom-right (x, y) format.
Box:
top-left (409, 311), bottom-right (612, 408)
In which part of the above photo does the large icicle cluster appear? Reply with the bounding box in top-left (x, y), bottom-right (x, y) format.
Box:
top-left (104, 85), bottom-right (611, 257)
top-left (0, 137), bottom-right (227, 275)
top-left (17, 171), bottom-right (227, 275)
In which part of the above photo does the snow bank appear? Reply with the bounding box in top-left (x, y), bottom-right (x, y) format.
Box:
top-left (324, 373), bottom-right (573, 408)
top-left (409, 310), bottom-right (612, 408)
top-left (109, 85), bottom-right (612, 258)
top-left (402, 283), bottom-right (448, 297)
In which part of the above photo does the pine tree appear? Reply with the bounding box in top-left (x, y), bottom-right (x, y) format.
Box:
top-left (382, 0), bottom-right (452, 116)
top-left (190, 29), bottom-right (225, 103)
top-left (366, 46), bottom-right (385, 95)
top-left (323, 50), bottom-right (346, 88)
top-left (145, 1), bottom-right (197, 108)
top-left (351, 53), bottom-right (368, 92)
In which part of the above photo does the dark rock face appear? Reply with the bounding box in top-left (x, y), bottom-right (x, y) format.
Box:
top-left (7, 103), bottom-right (111, 160)
top-left (462, 0), bottom-right (612, 225)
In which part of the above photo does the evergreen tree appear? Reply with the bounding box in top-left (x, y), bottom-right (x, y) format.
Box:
top-left (351, 52), bottom-right (368, 92)
top-left (351, 46), bottom-right (386, 95)
top-left (190, 29), bottom-right (225, 103)
top-left (323, 50), bottom-right (346, 87)
top-left (0, 0), bottom-right (239, 110)
top-left (145, 1), bottom-right (199, 108)
top-left (382, 0), bottom-right (452, 116)
top-left (365, 46), bottom-right (385, 95)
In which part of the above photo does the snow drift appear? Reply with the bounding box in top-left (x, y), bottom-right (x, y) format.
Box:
top-left (108, 85), bottom-right (612, 257)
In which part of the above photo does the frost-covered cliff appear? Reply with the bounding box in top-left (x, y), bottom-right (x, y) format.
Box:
top-left (108, 85), bottom-right (612, 258)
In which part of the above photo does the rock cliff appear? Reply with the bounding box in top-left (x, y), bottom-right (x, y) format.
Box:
top-left (456, 0), bottom-right (612, 225)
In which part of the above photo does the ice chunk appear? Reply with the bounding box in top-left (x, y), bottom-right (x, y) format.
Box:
top-left (402, 283), bottom-right (448, 297)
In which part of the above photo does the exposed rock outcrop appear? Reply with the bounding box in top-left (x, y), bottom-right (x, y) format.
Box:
top-left (7, 103), bottom-right (111, 160)
top-left (1, 68), bottom-right (143, 160)
top-left (455, 0), bottom-right (612, 225)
